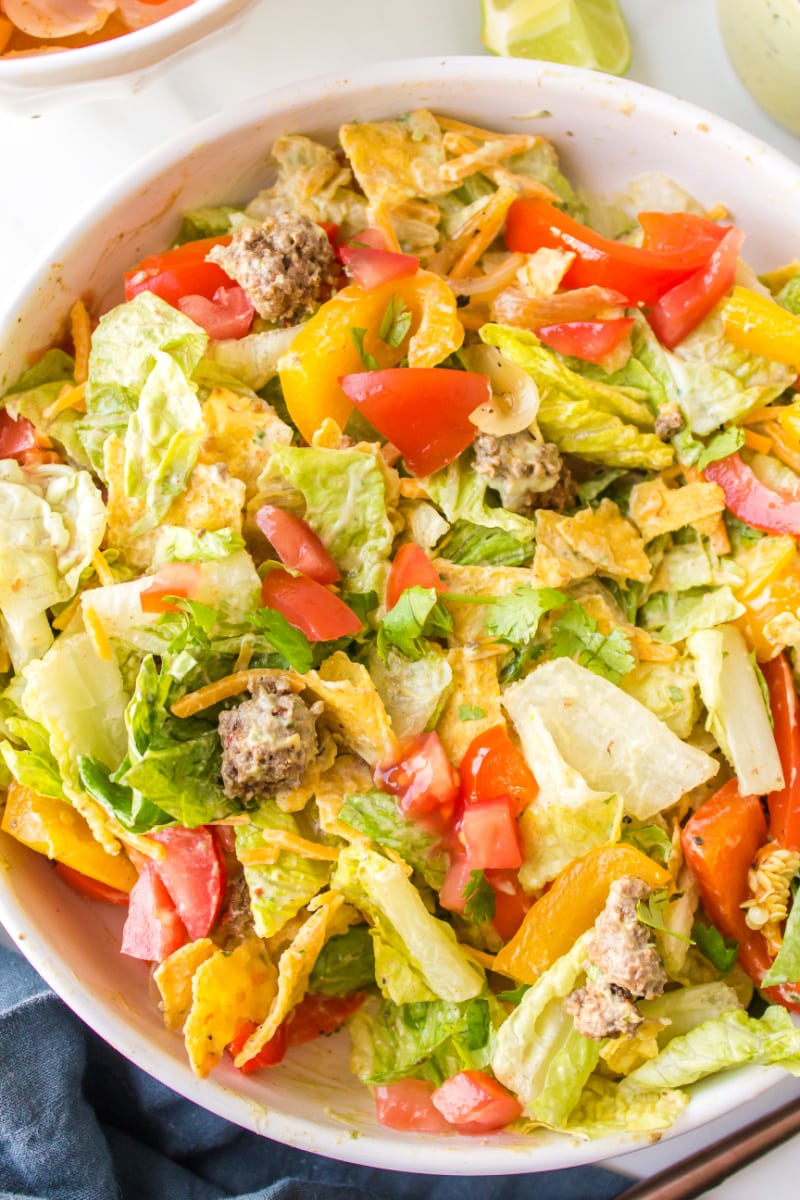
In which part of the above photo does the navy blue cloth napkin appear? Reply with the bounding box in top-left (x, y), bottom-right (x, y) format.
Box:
top-left (0, 944), bottom-right (629, 1200)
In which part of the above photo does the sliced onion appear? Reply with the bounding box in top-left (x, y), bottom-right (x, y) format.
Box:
top-left (445, 253), bottom-right (526, 298)
top-left (3, 0), bottom-right (114, 37)
top-left (491, 283), bottom-right (628, 329)
top-left (463, 344), bottom-right (540, 437)
top-left (116, 0), bottom-right (192, 27)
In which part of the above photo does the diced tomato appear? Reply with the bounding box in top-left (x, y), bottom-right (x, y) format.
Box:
top-left (343, 227), bottom-right (390, 252)
top-left (228, 1020), bottom-right (287, 1073)
top-left (0, 411), bottom-right (38, 463)
top-left (319, 222), bottom-right (340, 247)
top-left (123, 236), bottom-right (234, 308)
top-left (431, 1070), bottom-right (522, 1132)
top-left (149, 826), bottom-right (225, 941)
top-left (460, 796), bottom-right (522, 871)
top-left (638, 211), bottom-right (729, 257)
top-left (338, 368), bottom-right (491, 476)
top-left (703, 453), bottom-right (800, 537)
top-left (177, 286), bottom-right (254, 340)
top-left (647, 227), bottom-right (744, 349)
top-left (459, 726), bottom-right (538, 817)
top-left (485, 868), bottom-right (531, 941)
top-left (386, 543), bottom-right (444, 611)
top-left (254, 505), bottom-right (341, 585)
top-left (762, 654), bottom-right (800, 851)
top-left (121, 862), bottom-right (188, 962)
top-left (260, 568), bottom-right (363, 642)
top-left (377, 732), bottom-right (459, 829)
top-left (140, 562), bottom-right (202, 614)
top-left (374, 1079), bottom-right (454, 1133)
top-left (504, 198), bottom-right (721, 306)
top-left (439, 853), bottom-right (474, 915)
top-left (286, 991), bottom-right (367, 1046)
top-left (53, 862), bottom-right (130, 906)
top-left (339, 245), bottom-right (419, 290)
top-left (535, 318), bottom-right (635, 364)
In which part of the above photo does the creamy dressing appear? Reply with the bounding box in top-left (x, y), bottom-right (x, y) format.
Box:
top-left (717, 0), bottom-right (800, 134)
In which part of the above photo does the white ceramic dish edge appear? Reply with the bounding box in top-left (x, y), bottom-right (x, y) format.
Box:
top-left (1, 56), bottom-right (799, 1174)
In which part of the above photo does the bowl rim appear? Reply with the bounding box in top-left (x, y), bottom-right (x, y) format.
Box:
top-left (1, 53), bottom-right (799, 1174)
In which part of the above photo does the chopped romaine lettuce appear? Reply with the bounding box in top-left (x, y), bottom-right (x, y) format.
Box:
top-left (338, 790), bottom-right (447, 889)
top-left (236, 801), bottom-right (332, 939)
top-left (366, 645), bottom-right (452, 741)
top-left (308, 926), bottom-right (376, 996)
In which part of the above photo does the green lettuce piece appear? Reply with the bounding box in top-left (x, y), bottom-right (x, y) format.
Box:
top-left (236, 801), bottom-right (332, 939)
top-left (564, 1076), bottom-right (688, 1139)
top-left (0, 461), bottom-right (106, 669)
top-left (176, 205), bottom-right (240, 244)
top-left (668, 309), bottom-right (796, 435)
top-left (435, 518), bottom-right (533, 566)
top-left (78, 755), bottom-right (172, 833)
top-left (776, 273), bottom-right (800, 315)
top-left (640, 981), bottom-right (743, 1044)
top-left (687, 624), bottom-right (784, 796)
top-left (585, 312), bottom-right (678, 415)
top-left (308, 927), bottom-right (376, 996)
top-left (339, 790), bottom-right (447, 889)
top-left (762, 888), bottom-right (800, 986)
top-left (508, 142), bottom-right (586, 218)
top-left (349, 994), bottom-right (498, 1086)
top-left (480, 324), bottom-right (673, 470)
top-left (619, 822), bottom-right (673, 868)
top-left (80, 292), bottom-right (208, 476)
top-left (423, 452), bottom-right (537, 543)
top-left (376, 587), bottom-right (452, 662)
top-left (333, 845), bottom-right (484, 1006)
top-left (640, 586), bottom-right (745, 645)
top-left (492, 933), bottom-right (601, 1127)
top-left (21, 632), bottom-right (129, 807)
top-left (624, 1006), bottom-right (800, 1094)
top-left (201, 327), bottom-right (299, 392)
top-left (620, 658), bottom-right (700, 739)
top-left (511, 707), bottom-right (621, 893)
top-left (3, 349), bottom-right (87, 466)
top-left (151, 526), bottom-right (245, 566)
top-left (113, 655), bottom-right (236, 827)
top-left (366, 645), bottom-right (452, 742)
top-left (4, 348), bottom-right (75, 396)
top-left (0, 716), bottom-right (66, 800)
top-left (262, 445), bottom-right (394, 595)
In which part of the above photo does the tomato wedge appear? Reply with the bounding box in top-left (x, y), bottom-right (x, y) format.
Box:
top-left (260, 568), bottom-right (362, 642)
top-left (0, 411), bottom-right (38, 463)
top-left (339, 245), bottom-right (419, 290)
top-left (536, 318), bottom-right (634, 364)
top-left (149, 826), bottom-right (225, 941)
top-left (460, 796), bottom-right (522, 871)
top-left (177, 286), bottom-right (254, 340)
top-left (703, 453), bottom-right (800, 536)
top-left (140, 562), bottom-right (202, 614)
top-left (228, 1020), bottom-right (287, 1073)
top-left (638, 211), bottom-right (729, 257)
top-left (338, 368), bottom-right (491, 476)
top-left (386, 543), bottom-right (444, 611)
top-left (121, 862), bottom-right (188, 962)
top-left (431, 1070), bottom-right (522, 1132)
top-left (54, 862), bottom-right (130, 906)
top-left (647, 227), bottom-right (744, 349)
top-left (254, 505), bottom-right (341, 585)
top-left (504, 199), bottom-right (720, 306)
top-left (375, 1079), bottom-right (454, 1133)
top-left (377, 732), bottom-right (459, 829)
top-left (286, 991), bottom-right (367, 1046)
top-left (123, 236), bottom-right (234, 308)
top-left (459, 726), bottom-right (538, 816)
top-left (762, 654), bottom-right (800, 851)
top-left (485, 868), bottom-right (531, 941)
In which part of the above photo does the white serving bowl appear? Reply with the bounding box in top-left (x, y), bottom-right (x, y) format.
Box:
top-left (0, 0), bottom-right (251, 107)
top-left (1, 56), bottom-right (799, 1174)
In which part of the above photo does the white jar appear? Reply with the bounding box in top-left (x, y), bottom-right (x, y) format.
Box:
top-left (717, 0), bottom-right (800, 135)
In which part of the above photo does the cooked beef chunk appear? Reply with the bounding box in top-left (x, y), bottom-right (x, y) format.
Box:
top-left (566, 980), bottom-right (644, 1039)
top-left (218, 676), bottom-right (318, 801)
top-left (473, 431), bottom-right (575, 513)
top-left (654, 401), bottom-right (684, 441)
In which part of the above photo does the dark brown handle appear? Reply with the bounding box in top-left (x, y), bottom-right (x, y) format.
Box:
top-left (614, 1095), bottom-right (800, 1200)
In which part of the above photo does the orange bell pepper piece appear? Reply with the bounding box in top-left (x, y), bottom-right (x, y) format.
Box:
top-left (1, 780), bottom-right (137, 893)
top-left (279, 271), bottom-right (463, 443)
top-left (493, 843), bottom-right (672, 984)
top-left (735, 547), bottom-right (800, 660)
top-left (722, 286), bottom-right (800, 367)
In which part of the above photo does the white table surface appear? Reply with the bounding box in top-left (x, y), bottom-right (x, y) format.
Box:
top-left (3, 0), bottom-right (800, 1192)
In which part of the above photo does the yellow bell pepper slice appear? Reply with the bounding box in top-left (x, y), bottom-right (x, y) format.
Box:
top-left (279, 270), bottom-right (463, 444)
top-left (1, 781), bottom-right (137, 892)
top-left (493, 843), bottom-right (672, 985)
top-left (736, 551), bottom-right (800, 660)
top-left (722, 285), bottom-right (800, 368)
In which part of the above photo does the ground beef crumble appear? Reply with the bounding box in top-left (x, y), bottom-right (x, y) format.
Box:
top-left (218, 676), bottom-right (319, 802)
top-left (472, 431), bottom-right (576, 514)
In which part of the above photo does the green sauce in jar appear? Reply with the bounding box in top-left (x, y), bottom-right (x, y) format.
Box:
top-left (717, 0), bottom-right (800, 134)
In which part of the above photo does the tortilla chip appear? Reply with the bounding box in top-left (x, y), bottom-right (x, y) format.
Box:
top-left (628, 477), bottom-right (726, 543)
top-left (273, 732), bottom-right (338, 814)
top-left (533, 500), bottom-right (652, 588)
top-left (314, 753), bottom-right (375, 839)
top-left (233, 894), bottom-right (344, 1067)
top-left (435, 649), bottom-right (504, 767)
top-left (434, 560), bottom-right (534, 644)
top-left (303, 652), bottom-right (397, 767)
top-left (183, 937), bottom-right (277, 1078)
top-left (199, 387), bottom-right (292, 499)
top-left (153, 938), bottom-right (216, 1031)
top-left (339, 110), bottom-right (448, 207)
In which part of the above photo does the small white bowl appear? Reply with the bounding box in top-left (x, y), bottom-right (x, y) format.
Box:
top-left (0, 0), bottom-right (252, 108)
top-left (1, 56), bottom-right (800, 1174)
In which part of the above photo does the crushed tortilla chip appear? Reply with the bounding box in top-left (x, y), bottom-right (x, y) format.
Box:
top-left (628, 478), bottom-right (726, 543)
top-left (533, 500), bottom-right (652, 589)
top-left (303, 652), bottom-right (397, 767)
top-left (315, 754), bottom-right (376, 839)
top-left (339, 110), bottom-right (448, 208)
top-left (154, 939), bottom-right (216, 1031)
top-left (434, 560), bottom-right (534, 645)
top-left (599, 1019), bottom-right (669, 1076)
top-left (199, 388), bottom-right (292, 499)
top-left (233, 895), bottom-right (344, 1068)
top-left (183, 937), bottom-right (277, 1078)
top-left (435, 649), bottom-right (504, 766)
top-left (273, 732), bottom-right (337, 814)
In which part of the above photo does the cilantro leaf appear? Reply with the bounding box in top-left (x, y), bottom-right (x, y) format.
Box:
top-left (637, 887), bottom-right (692, 942)
top-left (692, 921), bottom-right (739, 974)
top-left (484, 585), bottom-right (568, 645)
top-left (462, 870), bottom-right (496, 925)
top-left (458, 704), bottom-right (487, 722)
top-left (548, 603), bottom-right (635, 684)
top-left (349, 326), bottom-right (379, 370)
top-left (377, 586), bottom-right (453, 662)
top-left (620, 823), bottom-right (673, 869)
top-left (378, 294), bottom-right (413, 349)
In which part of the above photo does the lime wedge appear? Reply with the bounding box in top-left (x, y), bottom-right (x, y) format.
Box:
top-left (482, 0), bottom-right (632, 76)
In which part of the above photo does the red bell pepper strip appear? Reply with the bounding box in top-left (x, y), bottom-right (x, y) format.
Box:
top-left (762, 653), bottom-right (800, 851)
top-left (535, 318), bottom-right (635, 364)
top-left (647, 226), bottom-right (745, 349)
top-left (703, 453), bottom-right (800, 536)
